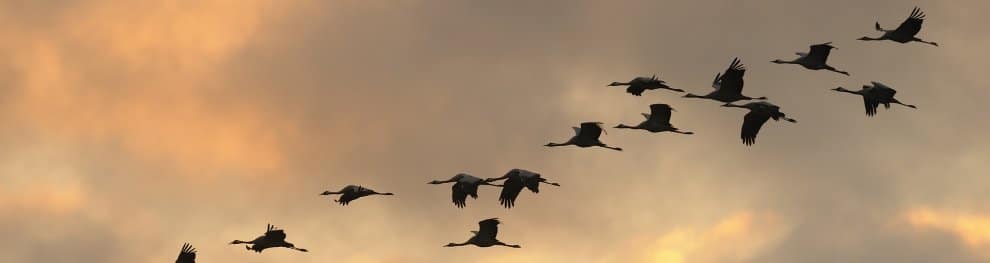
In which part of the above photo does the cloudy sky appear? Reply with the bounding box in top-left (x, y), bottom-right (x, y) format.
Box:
top-left (2, 0), bottom-right (989, 262)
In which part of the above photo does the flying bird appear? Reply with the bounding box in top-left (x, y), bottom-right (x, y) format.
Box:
top-left (721, 101), bottom-right (797, 146)
top-left (320, 185), bottom-right (394, 205)
top-left (858, 7), bottom-right (938, 46)
top-left (485, 168), bottom-right (559, 208)
top-left (545, 122), bottom-right (622, 151)
top-left (831, 81), bottom-right (917, 116)
top-left (444, 218), bottom-right (522, 248)
top-left (684, 58), bottom-right (767, 103)
top-left (607, 74), bottom-right (684, 96)
top-left (230, 224), bottom-right (308, 253)
top-left (175, 243), bottom-right (196, 263)
top-left (615, 103), bottom-right (694, 134)
top-left (428, 173), bottom-right (504, 208)
top-left (772, 42), bottom-right (850, 75)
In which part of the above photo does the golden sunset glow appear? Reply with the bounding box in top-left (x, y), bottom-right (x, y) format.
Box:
top-left (2, 1), bottom-right (990, 262)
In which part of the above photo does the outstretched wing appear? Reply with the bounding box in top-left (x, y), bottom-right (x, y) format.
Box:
top-left (478, 218), bottom-right (501, 240)
top-left (265, 225), bottom-right (287, 242)
top-left (892, 7), bottom-right (926, 37)
top-left (175, 243), bottom-right (196, 263)
top-left (741, 111), bottom-right (771, 146)
top-left (576, 122), bottom-right (604, 141)
top-left (717, 58), bottom-right (746, 95)
top-left (648, 104), bottom-right (673, 124)
top-left (863, 96), bottom-right (880, 116)
top-left (806, 42), bottom-right (833, 63)
top-left (498, 172), bottom-right (525, 208)
top-left (451, 182), bottom-right (470, 208)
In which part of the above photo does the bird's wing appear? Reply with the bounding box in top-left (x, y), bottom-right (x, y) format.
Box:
top-left (518, 171), bottom-right (541, 193)
top-left (741, 111), bottom-right (771, 146)
top-left (175, 243), bottom-right (196, 263)
top-left (648, 104), bottom-right (673, 124)
top-left (265, 225), bottom-right (287, 242)
top-left (863, 96), bottom-right (880, 116)
top-left (451, 182), bottom-right (469, 208)
top-left (626, 85), bottom-right (647, 96)
top-left (711, 72), bottom-right (722, 90)
top-left (478, 218), bottom-right (501, 239)
top-left (498, 175), bottom-right (525, 208)
top-left (892, 7), bottom-right (925, 37)
top-left (719, 58), bottom-right (746, 95)
top-left (795, 52), bottom-right (808, 57)
top-left (571, 126), bottom-right (581, 135)
top-left (869, 81), bottom-right (891, 90)
top-left (807, 42), bottom-right (833, 62)
top-left (577, 122), bottom-right (604, 140)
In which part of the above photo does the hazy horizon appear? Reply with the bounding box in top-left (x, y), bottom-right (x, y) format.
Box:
top-left (2, 1), bottom-right (990, 262)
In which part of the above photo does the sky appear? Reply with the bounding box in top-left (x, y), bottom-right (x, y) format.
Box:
top-left (1, 0), bottom-right (989, 262)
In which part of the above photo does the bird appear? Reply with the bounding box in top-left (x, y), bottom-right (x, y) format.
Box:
top-left (615, 103), bottom-right (694, 134)
top-left (484, 168), bottom-right (559, 208)
top-left (858, 7), bottom-right (938, 46)
top-left (545, 122), bottom-right (622, 151)
top-left (175, 243), bottom-right (196, 263)
top-left (428, 173), bottom-right (504, 208)
top-left (230, 224), bottom-right (308, 253)
top-left (772, 42), bottom-right (850, 75)
top-left (721, 101), bottom-right (797, 146)
top-left (831, 81), bottom-right (917, 116)
top-left (683, 58), bottom-right (768, 103)
top-left (444, 218), bottom-right (522, 248)
top-left (607, 74), bottom-right (685, 96)
top-left (320, 185), bottom-right (394, 205)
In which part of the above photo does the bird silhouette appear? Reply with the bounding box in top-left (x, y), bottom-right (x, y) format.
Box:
top-left (859, 7), bottom-right (938, 46)
top-left (428, 173), bottom-right (503, 208)
top-left (320, 185), bottom-right (394, 205)
top-left (607, 74), bottom-right (685, 96)
top-left (721, 101), bottom-right (797, 146)
top-left (545, 122), bottom-right (622, 151)
top-left (615, 103), bottom-right (694, 134)
top-left (484, 168), bottom-right (559, 208)
top-left (832, 81), bottom-right (917, 116)
top-left (230, 224), bottom-right (308, 253)
top-left (175, 243), bottom-right (196, 263)
top-left (444, 218), bottom-right (522, 248)
top-left (684, 58), bottom-right (768, 103)
top-left (772, 42), bottom-right (850, 75)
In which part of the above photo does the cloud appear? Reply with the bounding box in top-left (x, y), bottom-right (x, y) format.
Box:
top-left (906, 208), bottom-right (990, 255)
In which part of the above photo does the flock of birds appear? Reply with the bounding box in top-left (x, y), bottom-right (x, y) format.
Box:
top-left (173, 7), bottom-right (937, 262)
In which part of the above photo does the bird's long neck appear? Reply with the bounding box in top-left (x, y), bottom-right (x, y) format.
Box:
top-left (231, 240), bottom-right (251, 244)
top-left (496, 241), bottom-right (521, 248)
top-left (772, 59), bottom-right (797, 64)
top-left (544, 142), bottom-right (570, 147)
top-left (320, 191), bottom-right (341, 195)
top-left (833, 87), bottom-right (860, 95)
top-left (612, 82), bottom-right (630, 86)
top-left (683, 93), bottom-right (706, 99)
top-left (446, 242), bottom-right (470, 247)
top-left (891, 99), bottom-right (917, 109)
top-left (671, 129), bottom-right (694, 135)
top-left (614, 124), bottom-right (636, 129)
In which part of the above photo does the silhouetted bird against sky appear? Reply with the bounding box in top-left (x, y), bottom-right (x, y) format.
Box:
top-left (320, 185), bottom-right (393, 205)
top-left (832, 81), bottom-right (917, 116)
top-left (684, 58), bottom-right (767, 103)
top-left (175, 243), bottom-right (196, 263)
top-left (772, 42), bottom-right (849, 75)
top-left (485, 168), bottom-right (559, 208)
top-left (444, 218), bottom-right (521, 248)
top-left (859, 7), bottom-right (938, 46)
top-left (428, 173), bottom-right (503, 208)
top-left (607, 75), bottom-right (684, 96)
top-left (615, 103), bottom-right (694, 135)
top-left (230, 224), bottom-right (308, 253)
top-left (545, 122), bottom-right (622, 151)
top-left (722, 101), bottom-right (797, 146)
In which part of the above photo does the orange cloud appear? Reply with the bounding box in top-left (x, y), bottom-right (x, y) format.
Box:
top-left (906, 208), bottom-right (990, 251)
top-left (3, 1), bottom-right (303, 175)
top-left (629, 211), bottom-right (791, 263)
